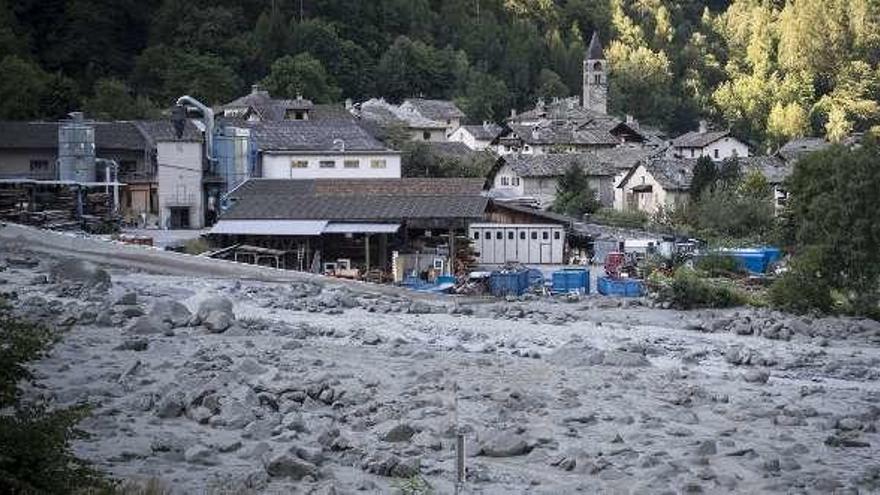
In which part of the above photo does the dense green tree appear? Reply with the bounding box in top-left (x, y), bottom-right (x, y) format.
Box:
top-left (85, 78), bottom-right (158, 120)
top-left (375, 36), bottom-right (466, 101)
top-left (552, 163), bottom-right (601, 217)
top-left (535, 68), bottom-right (570, 100)
top-left (262, 53), bottom-right (341, 103)
top-left (290, 19), bottom-right (375, 99)
top-left (689, 156), bottom-right (717, 200)
top-left (782, 137), bottom-right (880, 315)
top-left (133, 45), bottom-right (239, 106)
top-left (455, 69), bottom-right (510, 123)
top-left (0, 55), bottom-right (50, 119)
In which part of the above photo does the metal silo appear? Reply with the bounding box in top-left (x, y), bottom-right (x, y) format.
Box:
top-left (58, 112), bottom-right (96, 182)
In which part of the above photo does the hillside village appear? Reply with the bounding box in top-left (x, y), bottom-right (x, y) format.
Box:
top-left (0, 1), bottom-right (879, 494)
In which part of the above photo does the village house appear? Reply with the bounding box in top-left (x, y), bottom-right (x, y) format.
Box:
top-left (670, 121), bottom-right (749, 161)
top-left (221, 85), bottom-right (315, 122)
top-left (448, 122), bottom-right (503, 151)
top-left (353, 98), bottom-right (464, 143)
top-left (485, 153), bottom-right (617, 209)
top-left (616, 157), bottom-right (694, 215)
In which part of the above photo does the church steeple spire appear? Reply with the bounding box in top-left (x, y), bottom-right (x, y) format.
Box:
top-left (583, 32), bottom-right (607, 114)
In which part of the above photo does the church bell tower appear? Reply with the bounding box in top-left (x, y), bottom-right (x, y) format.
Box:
top-left (583, 31), bottom-right (607, 115)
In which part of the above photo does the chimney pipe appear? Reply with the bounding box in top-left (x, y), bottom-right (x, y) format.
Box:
top-left (175, 95), bottom-right (214, 165)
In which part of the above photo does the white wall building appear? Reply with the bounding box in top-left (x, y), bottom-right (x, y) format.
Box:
top-left (448, 123), bottom-right (503, 151)
top-left (157, 140), bottom-right (204, 229)
top-left (670, 121), bottom-right (749, 162)
top-left (261, 151), bottom-right (401, 179)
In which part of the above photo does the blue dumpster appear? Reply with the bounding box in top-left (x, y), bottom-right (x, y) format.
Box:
top-left (551, 268), bottom-right (590, 294)
top-left (489, 270), bottom-right (530, 297)
top-left (597, 276), bottom-right (645, 297)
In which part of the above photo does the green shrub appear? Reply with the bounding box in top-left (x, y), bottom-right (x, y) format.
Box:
top-left (653, 267), bottom-right (748, 309)
top-left (695, 253), bottom-right (744, 278)
top-left (182, 237), bottom-right (210, 255)
top-left (590, 208), bottom-right (649, 229)
top-left (0, 313), bottom-right (110, 494)
top-left (769, 250), bottom-right (833, 314)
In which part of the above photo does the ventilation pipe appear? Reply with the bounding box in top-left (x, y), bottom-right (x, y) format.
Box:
top-left (175, 95), bottom-right (215, 169)
top-left (96, 158), bottom-right (119, 215)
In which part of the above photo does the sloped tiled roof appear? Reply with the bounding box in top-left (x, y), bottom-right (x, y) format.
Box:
top-left (358, 99), bottom-right (447, 129)
top-left (422, 141), bottom-right (479, 159)
top-left (671, 129), bottom-right (730, 148)
top-left (237, 120), bottom-right (387, 152)
top-left (777, 137), bottom-right (831, 163)
top-left (222, 178), bottom-right (487, 221)
top-left (740, 155), bottom-right (790, 184)
top-left (222, 88), bottom-right (315, 123)
top-left (501, 153), bottom-right (618, 178)
top-left (508, 97), bottom-right (605, 124)
top-left (591, 146), bottom-right (668, 171)
top-left (403, 98), bottom-right (465, 121)
top-left (0, 121), bottom-right (169, 150)
top-left (618, 157), bottom-right (697, 191)
top-left (504, 122), bottom-right (619, 147)
top-left (460, 123), bottom-right (503, 141)
top-left (136, 120), bottom-right (202, 143)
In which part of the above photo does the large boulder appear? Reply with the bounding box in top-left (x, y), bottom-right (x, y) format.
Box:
top-left (194, 297), bottom-right (235, 333)
top-left (129, 316), bottom-right (171, 335)
top-left (266, 454), bottom-right (318, 480)
top-left (49, 259), bottom-right (111, 292)
top-left (478, 430), bottom-right (532, 457)
top-left (150, 300), bottom-right (192, 328)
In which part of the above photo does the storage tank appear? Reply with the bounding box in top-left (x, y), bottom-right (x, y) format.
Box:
top-left (58, 112), bottom-right (96, 182)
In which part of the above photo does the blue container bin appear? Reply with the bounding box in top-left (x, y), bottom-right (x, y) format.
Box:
top-left (489, 270), bottom-right (530, 297)
top-left (551, 268), bottom-right (590, 294)
top-left (597, 276), bottom-right (645, 297)
top-left (763, 247), bottom-right (782, 265)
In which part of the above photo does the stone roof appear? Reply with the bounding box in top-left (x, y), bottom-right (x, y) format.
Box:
top-left (222, 178), bottom-right (488, 221)
top-left (499, 153), bottom-right (618, 178)
top-left (222, 86), bottom-right (315, 122)
top-left (503, 122), bottom-right (619, 147)
top-left (587, 32), bottom-right (604, 60)
top-left (402, 98), bottom-right (465, 121)
top-left (591, 146), bottom-right (668, 171)
top-left (0, 120), bottom-right (201, 150)
top-left (671, 129), bottom-right (731, 148)
top-left (617, 157), bottom-right (697, 191)
top-left (777, 137), bottom-right (831, 163)
top-left (508, 97), bottom-right (604, 124)
top-left (460, 123), bottom-right (503, 141)
top-left (739, 155), bottom-right (790, 184)
top-left (236, 120), bottom-right (388, 152)
top-left (357, 99), bottom-right (447, 129)
top-left (422, 141), bottom-right (479, 159)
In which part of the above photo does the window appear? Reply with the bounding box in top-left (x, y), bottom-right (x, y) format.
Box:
top-left (714, 149), bottom-right (719, 159)
top-left (531, 232), bottom-right (537, 240)
top-left (690, 149), bottom-right (695, 158)
top-left (484, 231), bottom-right (491, 239)
top-left (512, 177), bottom-right (520, 186)
top-left (542, 231), bottom-right (549, 240)
top-left (594, 74), bottom-right (601, 84)
top-left (370, 159), bottom-right (387, 169)
top-left (473, 232), bottom-right (480, 240)
top-left (423, 131), bottom-right (431, 140)
top-left (291, 160), bottom-right (308, 168)
top-left (519, 232), bottom-right (526, 240)
top-left (319, 160), bottom-right (335, 168)
top-left (554, 231), bottom-right (561, 240)
top-left (507, 232), bottom-right (514, 240)
top-left (495, 231), bottom-right (502, 240)
top-left (593, 61), bottom-right (602, 71)
top-left (500, 176), bottom-right (510, 186)
top-left (641, 176), bottom-right (646, 184)
top-left (344, 160), bottom-right (359, 169)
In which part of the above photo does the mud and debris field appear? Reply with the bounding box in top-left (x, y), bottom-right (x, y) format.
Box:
top-left (5, 252), bottom-right (880, 494)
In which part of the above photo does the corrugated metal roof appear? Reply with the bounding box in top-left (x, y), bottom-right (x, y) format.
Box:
top-left (210, 219), bottom-right (328, 236)
top-left (323, 223), bottom-right (401, 234)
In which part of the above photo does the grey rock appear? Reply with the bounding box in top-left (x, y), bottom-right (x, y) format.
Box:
top-left (119, 306), bottom-right (145, 318)
top-left (696, 440), bottom-right (716, 456)
top-left (156, 391), bottom-right (186, 418)
top-left (266, 454), bottom-right (318, 480)
top-left (150, 300), bottom-right (192, 328)
top-left (381, 423), bottom-right (417, 442)
top-left (115, 292), bottom-right (137, 306)
top-left (129, 316), bottom-right (170, 335)
top-left (184, 445), bottom-right (219, 465)
top-left (195, 296), bottom-right (234, 324)
top-left (114, 338), bottom-right (148, 351)
top-left (49, 259), bottom-right (111, 291)
top-left (187, 406), bottom-right (213, 424)
top-left (742, 369), bottom-right (770, 384)
top-left (479, 431), bottom-right (531, 457)
top-left (204, 311), bottom-right (233, 333)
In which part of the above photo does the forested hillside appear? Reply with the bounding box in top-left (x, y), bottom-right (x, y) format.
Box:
top-left (2, 0), bottom-right (879, 148)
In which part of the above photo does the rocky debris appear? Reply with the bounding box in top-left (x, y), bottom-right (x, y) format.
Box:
top-left (185, 445), bottom-right (219, 466)
top-left (129, 316), bottom-right (171, 335)
top-left (115, 292), bottom-right (137, 306)
top-left (381, 423), bottom-right (417, 442)
top-left (361, 453), bottom-right (420, 478)
top-left (695, 440), bottom-right (717, 456)
top-left (119, 305), bottom-right (145, 318)
top-left (194, 297), bottom-right (235, 333)
top-left (478, 430), bottom-right (532, 457)
top-left (49, 258), bottom-right (111, 293)
top-left (114, 338), bottom-right (149, 351)
top-left (742, 369), bottom-right (770, 384)
top-left (825, 433), bottom-right (871, 448)
top-left (6, 256), bottom-right (39, 269)
top-left (150, 300), bottom-right (192, 328)
top-left (548, 344), bottom-right (651, 368)
top-left (155, 391), bottom-right (187, 418)
top-left (266, 453), bottom-right (318, 480)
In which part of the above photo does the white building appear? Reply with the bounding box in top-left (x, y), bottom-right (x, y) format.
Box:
top-left (234, 120), bottom-right (401, 180)
top-left (670, 121), bottom-right (749, 161)
top-left (448, 123), bottom-right (503, 151)
top-left (157, 138), bottom-right (204, 229)
top-left (616, 157), bottom-right (694, 215)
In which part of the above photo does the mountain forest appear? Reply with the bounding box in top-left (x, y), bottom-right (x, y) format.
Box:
top-left (2, 0), bottom-right (880, 149)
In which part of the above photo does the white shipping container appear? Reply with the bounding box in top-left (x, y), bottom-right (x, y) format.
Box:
top-left (469, 223), bottom-right (565, 264)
